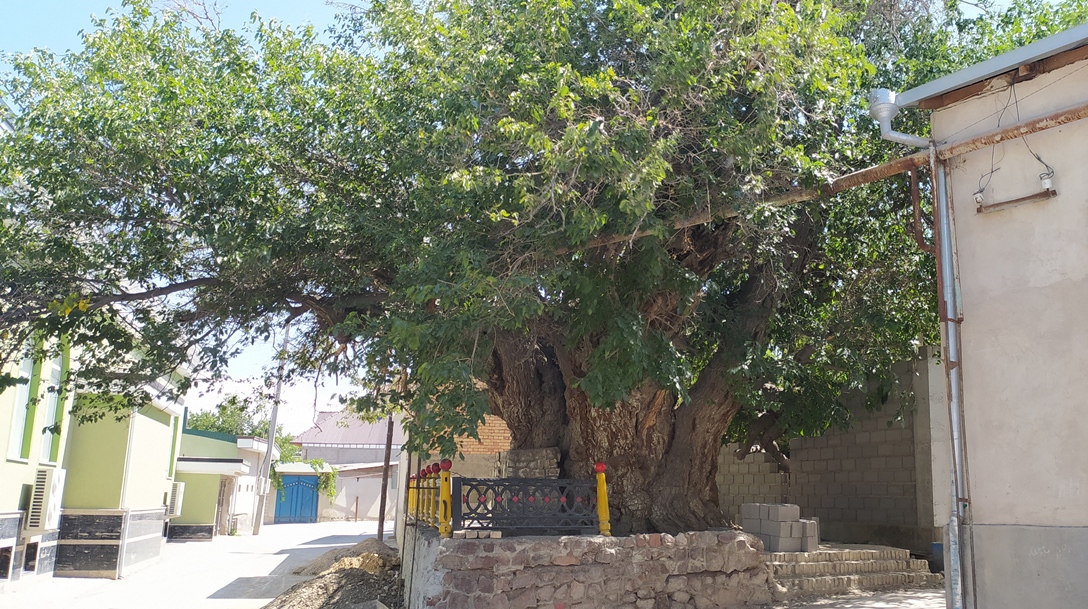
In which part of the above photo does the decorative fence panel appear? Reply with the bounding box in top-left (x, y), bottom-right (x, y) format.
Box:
top-left (452, 477), bottom-right (599, 535)
top-left (407, 459), bottom-right (611, 537)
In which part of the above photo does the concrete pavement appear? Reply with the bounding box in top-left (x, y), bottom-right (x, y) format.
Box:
top-left (0, 521), bottom-right (379, 609)
top-left (776, 588), bottom-right (947, 609)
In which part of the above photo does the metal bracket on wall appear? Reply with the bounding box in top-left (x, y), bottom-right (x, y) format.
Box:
top-left (976, 188), bottom-right (1057, 214)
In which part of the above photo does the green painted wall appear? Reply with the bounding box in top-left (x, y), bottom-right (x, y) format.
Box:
top-left (1, 355), bottom-right (75, 513)
top-left (61, 396), bottom-right (128, 510)
top-left (180, 432), bottom-right (238, 459)
top-left (173, 472), bottom-right (220, 525)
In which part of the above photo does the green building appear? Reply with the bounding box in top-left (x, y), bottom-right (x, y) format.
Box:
top-left (171, 421), bottom-right (278, 540)
top-left (52, 391), bottom-right (185, 579)
top-left (0, 346), bottom-right (73, 588)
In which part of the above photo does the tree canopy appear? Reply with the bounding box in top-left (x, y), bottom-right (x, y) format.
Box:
top-left (2, 0), bottom-right (1079, 531)
top-left (186, 394), bottom-right (300, 462)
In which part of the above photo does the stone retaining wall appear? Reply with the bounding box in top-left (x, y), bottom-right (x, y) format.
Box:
top-left (404, 526), bottom-right (775, 609)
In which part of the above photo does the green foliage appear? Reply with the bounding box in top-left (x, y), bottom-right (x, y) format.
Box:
top-left (1, 0), bottom-right (1074, 455)
top-left (270, 459), bottom-right (338, 501)
top-left (186, 394), bottom-right (300, 462)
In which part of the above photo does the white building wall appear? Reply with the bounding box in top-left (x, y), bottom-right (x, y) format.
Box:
top-left (931, 56), bottom-right (1088, 609)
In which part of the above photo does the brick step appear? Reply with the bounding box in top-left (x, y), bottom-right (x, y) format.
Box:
top-left (771, 558), bottom-right (930, 577)
top-left (765, 545), bottom-right (910, 563)
top-left (776, 570), bottom-right (945, 592)
top-left (775, 571), bottom-right (944, 595)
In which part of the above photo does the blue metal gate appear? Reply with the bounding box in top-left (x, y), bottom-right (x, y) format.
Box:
top-left (275, 475), bottom-right (319, 523)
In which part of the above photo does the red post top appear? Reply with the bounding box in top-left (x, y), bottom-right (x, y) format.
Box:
top-left (431, 462), bottom-right (440, 473)
top-left (440, 458), bottom-right (453, 471)
top-left (594, 462), bottom-right (607, 474)
top-left (419, 468), bottom-right (428, 478)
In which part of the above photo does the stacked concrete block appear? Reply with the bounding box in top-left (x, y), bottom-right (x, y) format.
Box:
top-left (741, 502), bottom-right (820, 552)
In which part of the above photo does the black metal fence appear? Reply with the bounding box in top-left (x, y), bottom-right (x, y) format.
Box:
top-left (451, 477), bottom-right (599, 535)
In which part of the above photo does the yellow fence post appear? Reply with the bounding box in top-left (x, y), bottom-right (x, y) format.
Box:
top-left (595, 462), bottom-right (611, 536)
top-left (438, 458), bottom-right (453, 538)
top-left (408, 474), bottom-right (417, 520)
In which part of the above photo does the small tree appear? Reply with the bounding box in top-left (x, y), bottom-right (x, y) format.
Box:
top-left (187, 394), bottom-right (300, 463)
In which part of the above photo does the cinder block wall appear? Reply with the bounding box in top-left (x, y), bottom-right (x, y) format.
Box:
top-left (717, 446), bottom-right (788, 521)
top-left (789, 407), bottom-right (927, 552)
top-left (718, 355), bottom-right (948, 555)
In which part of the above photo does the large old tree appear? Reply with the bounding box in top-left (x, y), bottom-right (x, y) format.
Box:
top-left (6, 0), bottom-right (1033, 533)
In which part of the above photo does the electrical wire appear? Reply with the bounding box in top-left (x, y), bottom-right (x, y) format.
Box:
top-left (942, 58), bottom-right (1088, 143)
top-left (1011, 83), bottom-right (1056, 181)
top-left (974, 85), bottom-right (1015, 198)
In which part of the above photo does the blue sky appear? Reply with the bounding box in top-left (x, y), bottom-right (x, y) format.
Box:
top-left (0, 2), bottom-right (363, 433)
top-left (0, 1), bottom-right (346, 57)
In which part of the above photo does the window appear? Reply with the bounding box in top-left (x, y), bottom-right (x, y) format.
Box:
top-left (39, 355), bottom-right (64, 464)
top-left (6, 356), bottom-right (38, 461)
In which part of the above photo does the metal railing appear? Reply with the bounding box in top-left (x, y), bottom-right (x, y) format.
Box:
top-left (407, 460), bottom-right (610, 537)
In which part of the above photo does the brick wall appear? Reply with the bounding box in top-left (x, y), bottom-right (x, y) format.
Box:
top-left (457, 414), bottom-right (512, 455)
top-left (718, 354), bottom-right (949, 555)
top-left (788, 403), bottom-right (927, 551)
top-left (717, 446), bottom-right (788, 522)
top-left (790, 413), bottom-right (917, 526)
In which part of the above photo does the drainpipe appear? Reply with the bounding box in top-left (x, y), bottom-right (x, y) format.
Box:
top-left (868, 89), bottom-right (933, 148)
top-left (934, 162), bottom-right (974, 609)
top-left (868, 89), bottom-right (971, 609)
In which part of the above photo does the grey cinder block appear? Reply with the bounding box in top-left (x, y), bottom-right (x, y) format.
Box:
top-left (764, 535), bottom-right (802, 552)
top-left (767, 504), bottom-right (800, 522)
top-left (801, 534), bottom-right (819, 552)
top-left (761, 520), bottom-right (792, 538)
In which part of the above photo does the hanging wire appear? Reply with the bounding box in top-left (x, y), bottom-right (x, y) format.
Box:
top-left (974, 86), bottom-right (1016, 199)
top-left (1011, 83), bottom-right (1056, 181)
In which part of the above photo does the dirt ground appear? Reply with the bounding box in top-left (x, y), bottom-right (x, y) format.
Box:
top-left (262, 568), bottom-right (403, 609)
top-left (264, 538), bottom-right (404, 609)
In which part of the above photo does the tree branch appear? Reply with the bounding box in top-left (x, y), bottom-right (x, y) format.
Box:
top-left (88, 278), bottom-right (222, 311)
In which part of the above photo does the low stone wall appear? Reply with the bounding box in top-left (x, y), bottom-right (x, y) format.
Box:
top-left (404, 525), bottom-right (775, 609)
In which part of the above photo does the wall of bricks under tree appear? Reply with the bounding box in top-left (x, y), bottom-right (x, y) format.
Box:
top-left (718, 355), bottom-right (949, 555)
top-left (457, 414), bottom-right (513, 455)
top-left (403, 525), bottom-right (776, 609)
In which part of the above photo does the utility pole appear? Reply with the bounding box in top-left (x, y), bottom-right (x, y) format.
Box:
top-left (253, 323), bottom-right (290, 535)
top-left (375, 370), bottom-right (403, 543)
top-left (376, 413), bottom-right (395, 542)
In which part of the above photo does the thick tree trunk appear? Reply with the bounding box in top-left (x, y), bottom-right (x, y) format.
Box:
top-left (486, 330), bottom-right (731, 535)
top-left (483, 219), bottom-right (817, 534)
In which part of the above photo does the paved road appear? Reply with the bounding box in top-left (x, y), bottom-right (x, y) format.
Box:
top-left (776, 588), bottom-right (947, 609)
top-left (1, 521), bottom-right (379, 609)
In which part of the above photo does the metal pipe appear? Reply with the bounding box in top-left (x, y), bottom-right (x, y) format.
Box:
top-left (869, 89), bottom-right (933, 148)
top-left (253, 323), bottom-right (290, 535)
top-left (935, 162), bottom-right (973, 609)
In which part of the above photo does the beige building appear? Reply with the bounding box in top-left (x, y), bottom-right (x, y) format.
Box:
top-left (876, 23), bottom-right (1088, 609)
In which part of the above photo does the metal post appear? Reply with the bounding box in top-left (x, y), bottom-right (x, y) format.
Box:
top-left (438, 459), bottom-right (452, 538)
top-left (376, 414), bottom-right (395, 541)
top-left (595, 462), bottom-right (611, 536)
top-left (253, 323), bottom-right (290, 535)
